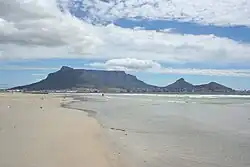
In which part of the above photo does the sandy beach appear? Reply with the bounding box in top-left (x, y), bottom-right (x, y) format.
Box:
top-left (0, 93), bottom-right (119, 167)
top-left (1, 93), bottom-right (250, 167)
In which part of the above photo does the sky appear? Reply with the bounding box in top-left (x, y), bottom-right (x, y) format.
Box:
top-left (0, 0), bottom-right (250, 90)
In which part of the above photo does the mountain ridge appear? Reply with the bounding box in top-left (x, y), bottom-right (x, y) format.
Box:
top-left (11, 66), bottom-right (154, 91)
top-left (10, 66), bottom-right (235, 93)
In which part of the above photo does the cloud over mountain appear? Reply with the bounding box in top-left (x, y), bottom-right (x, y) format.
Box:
top-left (89, 58), bottom-right (250, 77)
top-left (90, 58), bottom-right (161, 70)
top-left (0, 0), bottom-right (250, 67)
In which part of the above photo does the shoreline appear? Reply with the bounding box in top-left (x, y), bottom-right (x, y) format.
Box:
top-left (60, 94), bottom-right (128, 166)
top-left (61, 93), bottom-right (250, 167)
top-left (0, 93), bottom-right (122, 167)
top-left (61, 93), bottom-right (147, 167)
top-left (2, 92), bottom-right (249, 167)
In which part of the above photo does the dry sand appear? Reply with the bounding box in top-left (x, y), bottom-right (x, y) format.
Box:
top-left (0, 93), bottom-right (119, 167)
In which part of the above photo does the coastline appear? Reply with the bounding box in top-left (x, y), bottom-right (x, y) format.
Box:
top-left (60, 94), bottom-right (128, 167)
top-left (60, 93), bottom-right (250, 167)
top-left (0, 93), bottom-right (121, 167)
top-left (2, 92), bottom-right (249, 167)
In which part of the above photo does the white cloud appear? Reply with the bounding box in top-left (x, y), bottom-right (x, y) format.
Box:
top-left (95, 25), bottom-right (250, 64)
top-left (90, 58), bottom-right (161, 70)
top-left (0, 0), bottom-right (102, 55)
top-left (0, 0), bottom-right (250, 66)
top-left (64, 0), bottom-right (250, 27)
top-left (89, 58), bottom-right (250, 77)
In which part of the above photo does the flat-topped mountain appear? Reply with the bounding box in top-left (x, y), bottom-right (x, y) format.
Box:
top-left (11, 66), bottom-right (235, 93)
top-left (12, 66), bottom-right (154, 90)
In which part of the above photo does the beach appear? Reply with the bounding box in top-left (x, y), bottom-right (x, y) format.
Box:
top-left (0, 93), bottom-right (120, 167)
top-left (65, 93), bottom-right (250, 167)
top-left (1, 93), bottom-right (250, 167)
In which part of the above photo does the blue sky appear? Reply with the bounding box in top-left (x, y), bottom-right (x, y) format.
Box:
top-left (0, 0), bottom-right (250, 90)
top-left (115, 18), bottom-right (250, 43)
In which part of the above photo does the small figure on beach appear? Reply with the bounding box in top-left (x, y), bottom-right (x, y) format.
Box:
top-left (102, 93), bottom-right (104, 97)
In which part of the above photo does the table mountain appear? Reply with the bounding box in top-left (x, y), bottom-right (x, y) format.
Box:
top-left (11, 66), bottom-right (154, 90)
top-left (10, 66), bottom-right (234, 93)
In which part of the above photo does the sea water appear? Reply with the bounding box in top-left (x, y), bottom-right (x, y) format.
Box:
top-left (67, 94), bottom-right (250, 167)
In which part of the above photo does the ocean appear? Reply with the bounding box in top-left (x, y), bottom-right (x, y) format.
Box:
top-left (65, 93), bottom-right (250, 167)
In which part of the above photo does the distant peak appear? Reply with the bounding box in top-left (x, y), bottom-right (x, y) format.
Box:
top-left (60, 66), bottom-right (74, 71)
top-left (177, 78), bottom-right (185, 82)
top-left (208, 82), bottom-right (218, 85)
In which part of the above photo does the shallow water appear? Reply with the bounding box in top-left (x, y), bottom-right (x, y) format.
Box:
top-left (66, 94), bottom-right (250, 167)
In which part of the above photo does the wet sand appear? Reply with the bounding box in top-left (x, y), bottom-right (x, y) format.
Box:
top-left (65, 93), bottom-right (250, 167)
top-left (0, 93), bottom-right (120, 167)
